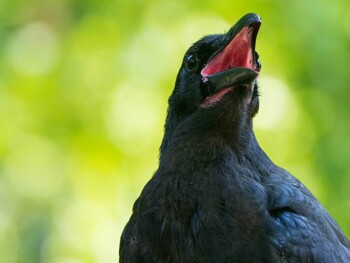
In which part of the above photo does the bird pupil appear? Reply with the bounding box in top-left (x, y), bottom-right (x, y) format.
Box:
top-left (186, 54), bottom-right (198, 71)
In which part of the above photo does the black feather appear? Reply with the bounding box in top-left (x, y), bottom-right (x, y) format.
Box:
top-left (119, 13), bottom-right (350, 263)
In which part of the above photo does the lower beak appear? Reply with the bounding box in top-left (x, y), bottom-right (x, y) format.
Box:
top-left (203, 67), bottom-right (258, 94)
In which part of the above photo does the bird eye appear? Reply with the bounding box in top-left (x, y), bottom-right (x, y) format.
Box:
top-left (185, 54), bottom-right (199, 72)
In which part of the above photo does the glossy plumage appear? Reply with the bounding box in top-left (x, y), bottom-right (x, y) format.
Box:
top-left (120, 14), bottom-right (350, 262)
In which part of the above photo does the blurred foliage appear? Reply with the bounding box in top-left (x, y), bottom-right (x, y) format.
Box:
top-left (1, 0), bottom-right (350, 262)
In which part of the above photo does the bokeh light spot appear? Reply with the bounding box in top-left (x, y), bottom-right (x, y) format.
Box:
top-left (104, 84), bottom-right (161, 150)
top-left (255, 76), bottom-right (298, 131)
top-left (6, 22), bottom-right (60, 75)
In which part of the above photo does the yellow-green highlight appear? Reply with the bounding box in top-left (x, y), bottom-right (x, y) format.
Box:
top-left (1, 0), bottom-right (350, 262)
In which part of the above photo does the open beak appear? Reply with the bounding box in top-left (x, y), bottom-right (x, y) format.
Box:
top-left (201, 13), bottom-right (261, 94)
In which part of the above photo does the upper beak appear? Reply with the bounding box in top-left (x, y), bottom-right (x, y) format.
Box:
top-left (201, 13), bottom-right (261, 93)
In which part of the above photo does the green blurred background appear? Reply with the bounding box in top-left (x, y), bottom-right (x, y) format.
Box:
top-left (1, 0), bottom-right (350, 262)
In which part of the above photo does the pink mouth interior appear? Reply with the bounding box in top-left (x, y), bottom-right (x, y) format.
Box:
top-left (201, 26), bottom-right (256, 77)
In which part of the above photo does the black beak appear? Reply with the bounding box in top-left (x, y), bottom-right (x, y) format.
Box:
top-left (201, 13), bottom-right (261, 94)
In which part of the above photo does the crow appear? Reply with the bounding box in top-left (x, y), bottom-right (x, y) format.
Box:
top-left (119, 13), bottom-right (350, 262)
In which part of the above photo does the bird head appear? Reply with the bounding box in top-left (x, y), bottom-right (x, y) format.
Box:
top-left (161, 13), bottom-right (262, 152)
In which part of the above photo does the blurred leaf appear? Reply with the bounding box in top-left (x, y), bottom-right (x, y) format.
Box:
top-left (1, 1), bottom-right (350, 262)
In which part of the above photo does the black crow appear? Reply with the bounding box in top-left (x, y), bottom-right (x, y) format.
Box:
top-left (119, 13), bottom-right (350, 262)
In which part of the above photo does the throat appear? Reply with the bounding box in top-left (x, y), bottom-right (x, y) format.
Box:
top-left (201, 87), bottom-right (233, 107)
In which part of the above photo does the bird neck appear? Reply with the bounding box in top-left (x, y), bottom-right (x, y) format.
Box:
top-left (159, 121), bottom-right (275, 176)
top-left (160, 103), bottom-right (253, 157)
